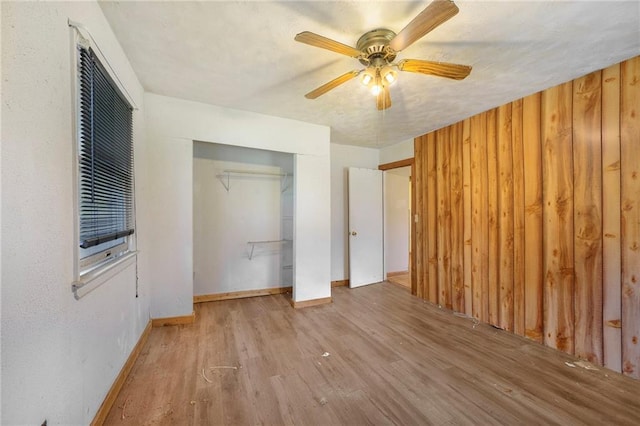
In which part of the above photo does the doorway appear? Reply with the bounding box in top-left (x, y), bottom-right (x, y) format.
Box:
top-left (379, 159), bottom-right (414, 293)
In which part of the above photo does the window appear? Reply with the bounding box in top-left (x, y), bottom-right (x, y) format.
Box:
top-left (77, 45), bottom-right (134, 274)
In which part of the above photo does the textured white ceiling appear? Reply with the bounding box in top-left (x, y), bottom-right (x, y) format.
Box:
top-left (99, 0), bottom-right (640, 148)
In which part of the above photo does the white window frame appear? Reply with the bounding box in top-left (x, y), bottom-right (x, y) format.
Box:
top-left (69, 21), bottom-right (138, 299)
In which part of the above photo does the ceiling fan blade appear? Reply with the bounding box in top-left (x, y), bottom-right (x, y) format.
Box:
top-left (397, 59), bottom-right (471, 80)
top-left (295, 31), bottom-right (362, 58)
top-left (389, 0), bottom-right (459, 52)
top-left (377, 85), bottom-right (392, 110)
top-left (305, 70), bottom-right (360, 99)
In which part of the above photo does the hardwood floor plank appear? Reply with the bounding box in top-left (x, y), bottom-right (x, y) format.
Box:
top-left (105, 283), bottom-right (640, 425)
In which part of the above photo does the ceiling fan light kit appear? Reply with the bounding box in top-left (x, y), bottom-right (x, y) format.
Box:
top-left (294, 0), bottom-right (472, 110)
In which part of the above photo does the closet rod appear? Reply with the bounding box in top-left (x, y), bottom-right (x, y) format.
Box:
top-left (222, 169), bottom-right (288, 177)
top-left (216, 169), bottom-right (292, 192)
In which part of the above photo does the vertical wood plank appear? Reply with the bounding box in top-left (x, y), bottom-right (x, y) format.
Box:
top-left (573, 70), bottom-right (603, 364)
top-left (523, 92), bottom-right (544, 343)
top-left (426, 131), bottom-right (439, 304)
top-left (437, 128), bottom-right (452, 308)
top-left (498, 103), bottom-right (515, 331)
top-left (542, 81), bottom-right (575, 355)
top-left (462, 118), bottom-right (473, 316)
top-left (602, 63), bottom-right (622, 373)
top-left (620, 56), bottom-right (640, 378)
top-left (451, 122), bottom-right (465, 312)
top-left (487, 108), bottom-right (500, 326)
top-left (422, 133), bottom-right (433, 299)
top-left (413, 136), bottom-right (425, 299)
top-left (471, 112), bottom-right (489, 322)
top-left (512, 98), bottom-right (526, 336)
top-left (410, 160), bottom-right (418, 296)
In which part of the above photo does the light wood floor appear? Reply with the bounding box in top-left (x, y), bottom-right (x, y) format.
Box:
top-left (387, 272), bottom-right (410, 290)
top-left (106, 282), bottom-right (640, 425)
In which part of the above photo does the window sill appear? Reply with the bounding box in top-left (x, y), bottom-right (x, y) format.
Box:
top-left (72, 251), bottom-right (138, 300)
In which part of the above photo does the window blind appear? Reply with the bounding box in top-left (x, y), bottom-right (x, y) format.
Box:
top-left (78, 46), bottom-right (134, 249)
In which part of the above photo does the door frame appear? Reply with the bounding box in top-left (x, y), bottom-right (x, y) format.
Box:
top-left (378, 158), bottom-right (416, 295)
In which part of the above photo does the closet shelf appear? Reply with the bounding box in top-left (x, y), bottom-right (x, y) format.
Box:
top-left (216, 169), bottom-right (292, 192)
top-left (247, 239), bottom-right (292, 260)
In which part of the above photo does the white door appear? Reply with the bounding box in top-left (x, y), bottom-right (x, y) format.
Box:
top-left (348, 167), bottom-right (384, 288)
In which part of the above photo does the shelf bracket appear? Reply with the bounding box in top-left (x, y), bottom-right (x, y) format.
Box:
top-left (217, 171), bottom-right (230, 192)
top-left (281, 172), bottom-right (291, 193)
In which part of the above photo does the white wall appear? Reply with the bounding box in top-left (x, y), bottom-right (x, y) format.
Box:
top-left (384, 170), bottom-right (411, 273)
top-left (380, 138), bottom-right (414, 164)
top-left (145, 93), bottom-right (331, 311)
top-left (144, 136), bottom-right (194, 318)
top-left (293, 152), bottom-right (331, 300)
top-left (330, 144), bottom-right (379, 281)
top-left (1, 2), bottom-right (149, 424)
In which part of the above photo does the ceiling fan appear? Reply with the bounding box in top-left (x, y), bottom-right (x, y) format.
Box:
top-left (294, 0), bottom-right (472, 110)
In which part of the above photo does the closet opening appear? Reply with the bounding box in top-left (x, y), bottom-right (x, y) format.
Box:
top-left (193, 141), bottom-right (294, 303)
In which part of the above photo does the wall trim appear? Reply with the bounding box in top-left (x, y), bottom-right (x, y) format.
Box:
top-left (151, 311), bottom-right (196, 327)
top-left (378, 158), bottom-right (414, 170)
top-left (387, 270), bottom-right (409, 277)
top-left (91, 320), bottom-right (152, 426)
top-left (194, 287), bottom-right (292, 303)
top-left (290, 296), bottom-right (332, 309)
top-left (331, 279), bottom-right (349, 288)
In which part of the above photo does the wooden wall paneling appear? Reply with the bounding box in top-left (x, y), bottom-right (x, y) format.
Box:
top-left (498, 103), bottom-right (515, 331)
top-left (411, 160), bottom-right (417, 296)
top-left (410, 55), bottom-right (640, 380)
top-left (523, 92), bottom-right (544, 343)
top-left (470, 112), bottom-right (489, 322)
top-left (542, 81), bottom-right (575, 355)
top-left (620, 56), bottom-right (640, 379)
top-left (413, 136), bottom-right (425, 298)
top-left (512, 98), bottom-right (526, 336)
top-left (573, 70), bottom-right (604, 364)
top-left (487, 108), bottom-right (500, 326)
top-left (601, 63), bottom-right (622, 372)
top-left (436, 127), bottom-right (452, 308)
top-left (451, 122), bottom-right (465, 312)
top-left (426, 131), bottom-right (439, 304)
top-left (462, 118), bottom-right (473, 316)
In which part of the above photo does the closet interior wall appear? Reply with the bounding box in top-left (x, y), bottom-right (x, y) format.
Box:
top-left (193, 142), bottom-right (294, 296)
top-left (413, 55), bottom-right (640, 378)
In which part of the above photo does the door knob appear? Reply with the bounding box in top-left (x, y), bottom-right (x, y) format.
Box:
top-left (351, 231), bottom-right (357, 236)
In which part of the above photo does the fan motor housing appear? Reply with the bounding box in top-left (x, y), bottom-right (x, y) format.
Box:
top-left (356, 28), bottom-right (397, 65)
